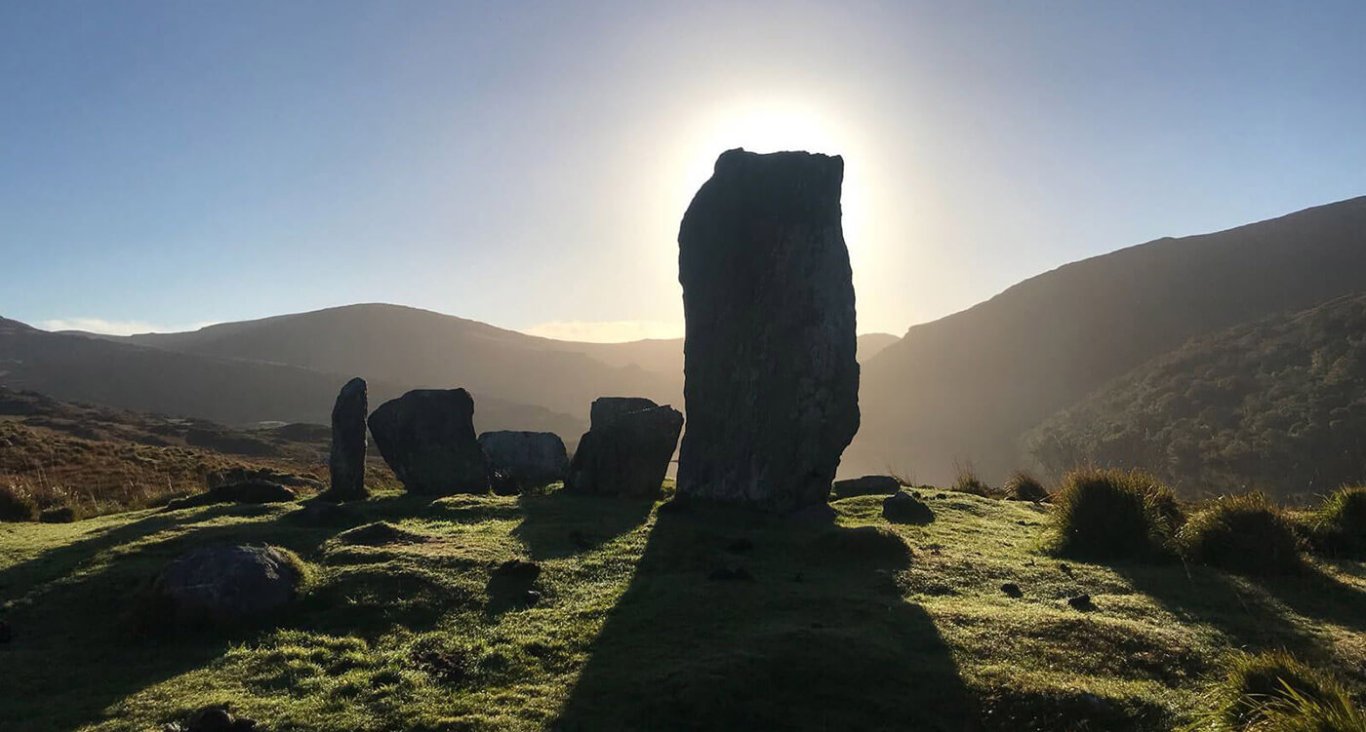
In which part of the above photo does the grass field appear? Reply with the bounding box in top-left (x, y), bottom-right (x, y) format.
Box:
top-left (1, 486), bottom-right (1362, 730)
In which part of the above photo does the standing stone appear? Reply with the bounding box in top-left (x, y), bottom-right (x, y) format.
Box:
top-left (479, 431), bottom-right (569, 494)
top-left (565, 397), bottom-right (683, 498)
top-left (325, 377), bottom-right (368, 501)
top-left (676, 148), bottom-right (860, 513)
top-left (367, 389), bottom-right (489, 495)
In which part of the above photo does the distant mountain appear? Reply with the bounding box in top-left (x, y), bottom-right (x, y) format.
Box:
top-left (1026, 292), bottom-right (1366, 497)
top-left (851, 196), bottom-right (1366, 485)
top-left (0, 316), bottom-right (582, 438)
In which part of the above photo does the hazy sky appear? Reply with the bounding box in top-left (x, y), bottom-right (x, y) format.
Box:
top-left (4, 1), bottom-right (1364, 340)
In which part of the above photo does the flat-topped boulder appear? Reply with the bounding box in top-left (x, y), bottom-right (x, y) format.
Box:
top-left (676, 148), bottom-right (860, 513)
top-left (368, 389), bottom-right (489, 495)
top-left (151, 544), bottom-right (302, 626)
top-left (565, 397), bottom-right (683, 498)
top-left (479, 431), bottom-right (569, 494)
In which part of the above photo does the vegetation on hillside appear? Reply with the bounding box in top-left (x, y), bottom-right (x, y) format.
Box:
top-left (1, 483), bottom-right (1361, 730)
top-left (1029, 293), bottom-right (1366, 499)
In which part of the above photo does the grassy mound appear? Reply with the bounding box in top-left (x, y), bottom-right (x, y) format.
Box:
top-left (1048, 468), bottom-right (1181, 560)
top-left (951, 462), bottom-right (993, 497)
top-left (1309, 486), bottom-right (1366, 559)
top-left (1204, 651), bottom-right (1365, 731)
top-left (1179, 494), bottom-right (1303, 575)
top-left (1004, 471), bottom-right (1048, 502)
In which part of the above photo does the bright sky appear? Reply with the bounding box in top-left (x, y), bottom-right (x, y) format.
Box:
top-left (3, 1), bottom-right (1364, 340)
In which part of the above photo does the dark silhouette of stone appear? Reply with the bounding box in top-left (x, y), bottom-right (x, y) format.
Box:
top-left (478, 431), bottom-right (568, 494)
top-left (883, 491), bottom-right (935, 524)
top-left (1000, 582), bottom-right (1023, 598)
top-left (170, 703), bottom-right (258, 732)
top-left (324, 377), bottom-right (368, 501)
top-left (152, 545), bottom-right (301, 625)
top-left (831, 475), bottom-right (901, 499)
top-left (1068, 594), bottom-right (1095, 611)
top-left (162, 481), bottom-right (298, 512)
top-left (38, 506), bottom-right (77, 523)
top-left (676, 148), bottom-right (860, 513)
top-left (367, 389), bottom-right (489, 495)
top-left (492, 559), bottom-right (541, 581)
top-left (564, 397), bottom-right (683, 498)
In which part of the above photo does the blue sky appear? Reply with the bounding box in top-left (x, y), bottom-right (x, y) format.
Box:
top-left (3, 1), bottom-right (1364, 339)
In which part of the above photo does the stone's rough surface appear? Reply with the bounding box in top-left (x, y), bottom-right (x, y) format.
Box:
top-left (153, 545), bottom-right (301, 624)
top-left (479, 431), bottom-right (569, 493)
top-left (832, 475), bottom-right (902, 499)
top-left (326, 377), bottom-right (368, 501)
top-left (565, 397), bottom-right (683, 498)
top-left (676, 148), bottom-right (860, 513)
top-left (368, 389), bottom-right (489, 495)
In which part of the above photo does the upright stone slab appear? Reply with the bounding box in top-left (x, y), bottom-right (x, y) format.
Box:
top-left (325, 377), bottom-right (369, 501)
top-left (676, 148), bottom-right (860, 513)
top-left (565, 397), bottom-right (683, 498)
top-left (479, 430), bottom-right (569, 494)
top-left (367, 388), bottom-right (489, 495)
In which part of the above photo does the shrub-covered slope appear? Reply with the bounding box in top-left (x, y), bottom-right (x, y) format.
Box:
top-left (1028, 293), bottom-right (1366, 498)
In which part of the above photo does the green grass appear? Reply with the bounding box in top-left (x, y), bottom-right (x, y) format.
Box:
top-left (1309, 486), bottom-right (1366, 560)
top-left (1048, 468), bottom-right (1182, 561)
top-left (1, 487), bottom-right (1362, 730)
top-left (1178, 494), bottom-right (1304, 576)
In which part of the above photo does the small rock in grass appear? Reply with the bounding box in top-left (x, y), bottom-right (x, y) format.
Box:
top-left (708, 566), bottom-right (754, 582)
top-left (173, 703), bottom-right (258, 731)
top-left (726, 537), bottom-right (755, 553)
top-left (1068, 594), bottom-right (1095, 611)
top-left (493, 559), bottom-right (541, 582)
top-left (39, 506), bottom-right (77, 523)
top-left (1000, 582), bottom-right (1023, 598)
top-left (523, 590), bottom-right (544, 606)
top-left (883, 491), bottom-right (934, 524)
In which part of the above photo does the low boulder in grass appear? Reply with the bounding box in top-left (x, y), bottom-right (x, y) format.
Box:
top-left (148, 545), bottom-right (303, 628)
top-left (162, 480), bottom-right (297, 512)
top-left (1048, 468), bottom-right (1180, 561)
top-left (1178, 493), bottom-right (1303, 575)
top-left (164, 703), bottom-right (259, 732)
top-left (883, 491), bottom-right (934, 524)
top-left (831, 475), bottom-right (901, 499)
top-left (38, 505), bottom-right (77, 523)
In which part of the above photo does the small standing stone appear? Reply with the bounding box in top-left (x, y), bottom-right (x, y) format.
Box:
top-left (325, 377), bottom-right (368, 501)
top-left (478, 431), bottom-right (569, 494)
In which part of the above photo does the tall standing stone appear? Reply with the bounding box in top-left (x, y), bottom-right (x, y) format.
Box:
top-left (367, 388), bottom-right (489, 495)
top-left (324, 377), bottom-right (369, 501)
top-left (676, 148), bottom-right (860, 513)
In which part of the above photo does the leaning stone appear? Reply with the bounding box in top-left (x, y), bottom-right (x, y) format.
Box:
top-left (831, 475), bottom-right (901, 499)
top-left (324, 377), bottom-right (368, 501)
top-left (676, 148), bottom-right (859, 513)
top-left (478, 431), bottom-right (568, 494)
top-left (151, 545), bottom-right (301, 626)
top-left (368, 389), bottom-right (488, 495)
top-left (564, 397), bottom-right (683, 498)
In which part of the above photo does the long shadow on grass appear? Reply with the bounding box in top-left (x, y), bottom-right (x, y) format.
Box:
top-left (512, 492), bottom-right (654, 561)
top-left (1116, 560), bottom-right (1364, 661)
top-left (553, 502), bottom-right (973, 731)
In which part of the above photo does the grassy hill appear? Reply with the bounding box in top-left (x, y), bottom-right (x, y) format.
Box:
top-left (1, 486), bottom-right (1361, 730)
top-left (853, 196), bottom-right (1366, 485)
top-left (1027, 293), bottom-right (1366, 498)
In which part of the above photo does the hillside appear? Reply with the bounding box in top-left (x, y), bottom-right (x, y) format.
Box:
top-left (0, 317), bottom-right (581, 439)
top-left (118, 304), bottom-right (682, 420)
top-left (1027, 293), bottom-right (1366, 498)
top-left (1, 488), bottom-right (1361, 730)
top-left (852, 196), bottom-right (1366, 484)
